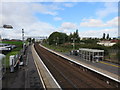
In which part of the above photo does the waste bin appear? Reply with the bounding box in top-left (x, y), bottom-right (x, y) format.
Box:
top-left (10, 65), bottom-right (14, 72)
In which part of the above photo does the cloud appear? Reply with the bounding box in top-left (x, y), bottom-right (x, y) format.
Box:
top-left (1, 21), bottom-right (56, 39)
top-left (106, 17), bottom-right (118, 27)
top-left (53, 17), bottom-right (62, 21)
top-left (96, 2), bottom-right (118, 18)
top-left (63, 3), bottom-right (76, 7)
top-left (1, 0), bottom-right (119, 2)
top-left (80, 17), bottom-right (118, 27)
top-left (0, 2), bottom-right (56, 39)
top-left (25, 21), bottom-right (56, 36)
top-left (56, 22), bottom-right (78, 34)
top-left (79, 28), bottom-right (118, 38)
top-left (0, 2), bottom-right (118, 39)
top-left (57, 21), bottom-right (118, 37)
top-left (80, 19), bottom-right (104, 27)
top-left (31, 3), bottom-right (63, 16)
top-left (61, 22), bottom-right (77, 29)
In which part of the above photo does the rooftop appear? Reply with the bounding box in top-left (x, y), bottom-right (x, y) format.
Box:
top-left (79, 48), bottom-right (104, 52)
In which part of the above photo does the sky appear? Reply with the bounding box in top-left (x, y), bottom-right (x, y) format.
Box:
top-left (0, 0), bottom-right (119, 39)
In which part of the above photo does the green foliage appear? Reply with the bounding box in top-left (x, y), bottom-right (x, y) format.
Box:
top-left (6, 51), bottom-right (19, 68)
top-left (32, 38), bottom-right (35, 43)
top-left (68, 29), bottom-right (80, 43)
top-left (117, 50), bottom-right (120, 61)
top-left (26, 38), bottom-right (32, 42)
top-left (112, 42), bottom-right (120, 49)
top-left (106, 33), bottom-right (109, 40)
top-left (47, 30), bottom-right (80, 45)
top-left (102, 33), bottom-right (106, 40)
top-left (48, 32), bottom-right (68, 45)
top-left (2, 41), bottom-right (22, 45)
top-left (2, 41), bottom-right (22, 50)
top-left (75, 43), bottom-right (109, 56)
top-left (2, 41), bottom-right (22, 68)
top-left (43, 42), bottom-right (109, 56)
top-left (80, 38), bottom-right (99, 44)
top-left (43, 43), bottom-right (73, 53)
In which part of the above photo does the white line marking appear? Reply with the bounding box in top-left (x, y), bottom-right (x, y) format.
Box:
top-left (40, 44), bottom-right (120, 83)
top-left (31, 45), bottom-right (46, 89)
top-left (33, 56), bottom-right (46, 89)
top-left (32, 44), bottom-right (62, 89)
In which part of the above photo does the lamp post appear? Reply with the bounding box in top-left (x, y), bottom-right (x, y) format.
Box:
top-left (2, 24), bottom-right (13, 29)
top-left (0, 24), bottom-right (13, 42)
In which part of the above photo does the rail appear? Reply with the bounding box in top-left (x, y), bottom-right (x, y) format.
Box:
top-left (40, 44), bottom-right (120, 87)
top-left (32, 44), bottom-right (61, 89)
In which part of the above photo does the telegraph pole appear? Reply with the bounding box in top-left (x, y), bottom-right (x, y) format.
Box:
top-left (71, 38), bottom-right (76, 50)
top-left (22, 29), bottom-right (24, 53)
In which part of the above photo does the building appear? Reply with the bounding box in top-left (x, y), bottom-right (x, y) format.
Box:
top-left (80, 37), bottom-right (100, 40)
top-left (97, 40), bottom-right (117, 46)
top-left (79, 48), bottom-right (104, 62)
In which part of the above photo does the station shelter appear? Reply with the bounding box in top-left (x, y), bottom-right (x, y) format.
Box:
top-left (79, 48), bottom-right (104, 62)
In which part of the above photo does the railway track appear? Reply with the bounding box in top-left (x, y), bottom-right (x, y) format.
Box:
top-left (34, 43), bottom-right (115, 88)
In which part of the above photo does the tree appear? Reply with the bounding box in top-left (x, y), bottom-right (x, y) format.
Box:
top-left (102, 33), bottom-right (106, 40)
top-left (81, 38), bottom-right (99, 44)
top-left (68, 33), bottom-right (73, 42)
top-left (68, 29), bottom-right (80, 43)
top-left (112, 42), bottom-right (120, 62)
top-left (26, 38), bottom-right (32, 43)
top-left (112, 42), bottom-right (120, 49)
top-left (106, 34), bottom-right (109, 40)
top-left (117, 50), bottom-right (120, 62)
top-left (32, 38), bottom-right (35, 43)
top-left (48, 32), bottom-right (68, 45)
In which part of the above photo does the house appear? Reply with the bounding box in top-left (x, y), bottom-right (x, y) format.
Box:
top-left (97, 40), bottom-right (119, 46)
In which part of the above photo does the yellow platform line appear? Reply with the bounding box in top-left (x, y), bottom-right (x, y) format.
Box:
top-left (99, 61), bottom-right (120, 68)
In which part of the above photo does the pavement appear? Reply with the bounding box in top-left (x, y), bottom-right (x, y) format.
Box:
top-left (2, 45), bottom-right (43, 89)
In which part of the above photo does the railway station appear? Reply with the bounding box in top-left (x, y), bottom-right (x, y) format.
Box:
top-left (79, 48), bottom-right (104, 62)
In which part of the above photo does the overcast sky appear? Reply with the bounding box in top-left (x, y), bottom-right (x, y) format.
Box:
top-left (0, 0), bottom-right (119, 39)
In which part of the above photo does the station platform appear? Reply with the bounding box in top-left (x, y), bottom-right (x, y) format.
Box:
top-left (63, 53), bottom-right (119, 75)
top-left (40, 44), bottom-right (120, 83)
top-left (2, 45), bottom-right (43, 88)
top-left (25, 45), bottom-right (44, 88)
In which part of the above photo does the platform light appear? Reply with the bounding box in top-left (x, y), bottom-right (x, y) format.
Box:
top-left (3, 24), bottom-right (13, 29)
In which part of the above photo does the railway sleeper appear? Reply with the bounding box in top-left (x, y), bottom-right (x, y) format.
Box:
top-left (40, 45), bottom-right (119, 88)
top-left (68, 60), bottom-right (119, 88)
top-left (34, 43), bottom-right (119, 88)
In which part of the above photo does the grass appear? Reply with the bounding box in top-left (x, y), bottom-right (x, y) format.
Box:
top-left (5, 51), bottom-right (19, 68)
top-left (2, 41), bottom-right (23, 68)
top-left (42, 43), bottom-right (108, 53)
top-left (42, 43), bottom-right (73, 53)
top-left (42, 43), bottom-right (119, 64)
top-left (2, 41), bottom-right (22, 45)
top-left (105, 53), bottom-right (119, 64)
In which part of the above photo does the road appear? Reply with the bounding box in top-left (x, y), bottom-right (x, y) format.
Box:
top-left (34, 43), bottom-right (114, 88)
